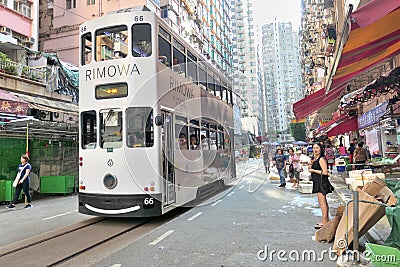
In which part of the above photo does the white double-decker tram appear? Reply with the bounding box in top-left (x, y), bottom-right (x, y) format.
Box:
top-left (78, 9), bottom-right (237, 217)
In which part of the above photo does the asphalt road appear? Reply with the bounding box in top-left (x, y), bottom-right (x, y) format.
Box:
top-left (0, 159), bottom-right (342, 266)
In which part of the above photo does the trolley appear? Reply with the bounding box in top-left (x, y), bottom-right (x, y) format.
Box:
top-left (78, 9), bottom-right (237, 217)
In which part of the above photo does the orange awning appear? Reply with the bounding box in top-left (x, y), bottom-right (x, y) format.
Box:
top-left (293, 4), bottom-right (400, 120)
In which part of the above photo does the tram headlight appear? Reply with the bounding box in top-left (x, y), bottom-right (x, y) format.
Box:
top-left (103, 174), bottom-right (117, 189)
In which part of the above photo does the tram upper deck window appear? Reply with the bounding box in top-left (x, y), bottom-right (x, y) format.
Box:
top-left (187, 51), bottom-right (197, 82)
top-left (81, 110), bottom-right (97, 149)
top-left (198, 65), bottom-right (206, 89)
top-left (95, 25), bottom-right (128, 61)
top-left (158, 26), bottom-right (171, 66)
top-left (132, 24), bottom-right (152, 57)
top-left (207, 74), bottom-right (215, 95)
top-left (126, 107), bottom-right (153, 148)
top-left (215, 76), bottom-right (221, 99)
top-left (172, 39), bottom-right (186, 76)
top-left (81, 32), bottom-right (92, 65)
top-left (95, 83), bottom-right (128, 99)
top-left (100, 109), bottom-right (123, 149)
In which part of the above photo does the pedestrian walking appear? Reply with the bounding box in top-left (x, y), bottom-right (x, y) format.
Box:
top-left (308, 143), bottom-right (334, 229)
top-left (274, 148), bottom-right (287, 187)
top-left (325, 144), bottom-right (335, 173)
top-left (262, 146), bottom-right (270, 173)
top-left (7, 154), bottom-right (32, 209)
top-left (287, 148), bottom-right (300, 188)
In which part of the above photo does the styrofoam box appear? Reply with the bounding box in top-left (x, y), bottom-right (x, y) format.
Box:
top-left (300, 172), bottom-right (311, 181)
top-left (348, 169), bottom-right (373, 178)
top-left (299, 181), bottom-right (313, 194)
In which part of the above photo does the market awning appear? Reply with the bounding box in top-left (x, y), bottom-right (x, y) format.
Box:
top-left (15, 94), bottom-right (78, 115)
top-left (0, 88), bottom-right (28, 115)
top-left (294, 3), bottom-right (400, 120)
top-left (293, 85), bottom-right (345, 120)
top-left (350, 0), bottom-right (400, 29)
top-left (318, 114), bottom-right (348, 132)
top-left (327, 117), bottom-right (358, 137)
top-left (332, 6), bottom-right (400, 90)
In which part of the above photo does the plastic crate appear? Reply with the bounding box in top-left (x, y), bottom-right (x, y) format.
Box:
top-left (365, 243), bottom-right (400, 267)
top-left (337, 166), bottom-right (346, 172)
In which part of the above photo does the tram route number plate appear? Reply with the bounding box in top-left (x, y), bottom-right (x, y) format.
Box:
top-left (143, 197), bottom-right (154, 209)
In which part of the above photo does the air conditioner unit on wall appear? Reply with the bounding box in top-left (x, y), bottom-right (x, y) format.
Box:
top-left (40, 111), bottom-right (51, 121)
top-left (52, 112), bottom-right (64, 122)
top-left (0, 26), bottom-right (12, 35)
top-left (63, 114), bottom-right (78, 124)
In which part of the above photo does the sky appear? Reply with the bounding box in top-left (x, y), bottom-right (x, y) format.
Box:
top-left (253, 0), bottom-right (302, 30)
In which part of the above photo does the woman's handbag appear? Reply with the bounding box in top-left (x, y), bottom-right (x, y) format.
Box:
top-left (320, 174), bottom-right (334, 195)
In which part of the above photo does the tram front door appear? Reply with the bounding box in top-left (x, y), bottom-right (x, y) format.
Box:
top-left (162, 111), bottom-right (176, 206)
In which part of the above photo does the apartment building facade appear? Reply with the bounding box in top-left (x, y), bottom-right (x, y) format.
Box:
top-left (230, 0), bottom-right (264, 136)
top-left (39, 0), bottom-right (233, 76)
top-left (262, 21), bottom-right (301, 138)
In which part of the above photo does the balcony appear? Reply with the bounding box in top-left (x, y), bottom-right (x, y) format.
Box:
top-left (0, 60), bottom-right (46, 83)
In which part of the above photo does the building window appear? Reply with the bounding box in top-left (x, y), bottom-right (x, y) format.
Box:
top-left (87, 0), bottom-right (95, 5)
top-left (66, 0), bottom-right (76, 9)
top-left (13, 1), bottom-right (31, 18)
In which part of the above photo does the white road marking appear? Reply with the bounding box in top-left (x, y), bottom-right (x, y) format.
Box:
top-left (239, 185), bottom-right (244, 189)
top-left (187, 212), bottom-right (203, 221)
top-left (110, 264), bottom-right (122, 267)
top-left (42, 210), bottom-right (76, 221)
top-left (149, 230), bottom-right (175, 246)
top-left (211, 200), bottom-right (222, 207)
top-left (227, 191), bottom-right (235, 197)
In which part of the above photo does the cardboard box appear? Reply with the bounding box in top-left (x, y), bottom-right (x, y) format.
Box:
top-left (315, 206), bottom-right (345, 242)
top-left (333, 189), bottom-right (386, 255)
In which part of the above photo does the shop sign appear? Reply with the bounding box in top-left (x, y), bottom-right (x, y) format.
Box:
top-left (358, 101), bottom-right (388, 129)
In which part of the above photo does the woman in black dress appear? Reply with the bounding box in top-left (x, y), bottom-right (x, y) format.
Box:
top-left (308, 143), bottom-right (333, 229)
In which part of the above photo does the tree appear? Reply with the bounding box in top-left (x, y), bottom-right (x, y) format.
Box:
top-left (290, 122), bottom-right (306, 141)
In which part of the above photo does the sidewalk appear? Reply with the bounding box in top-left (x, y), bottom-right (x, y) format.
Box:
top-left (329, 170), bottom-right (392, 246)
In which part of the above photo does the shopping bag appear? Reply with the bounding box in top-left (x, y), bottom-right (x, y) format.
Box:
top-left (13, 172), bottom-right (21, 187)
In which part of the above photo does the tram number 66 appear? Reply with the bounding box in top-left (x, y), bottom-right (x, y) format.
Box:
top-left (143, 197), bottom-right (154, 206)
top-left (134, 16), bottom-right (144, 22)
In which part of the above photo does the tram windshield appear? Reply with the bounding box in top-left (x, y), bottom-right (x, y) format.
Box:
top-left (95, 25), bottom-right (128, 61)
top-left (126, 107), bottom-right (153, 148)
top-left (100, 109), bottom-right (123, 149)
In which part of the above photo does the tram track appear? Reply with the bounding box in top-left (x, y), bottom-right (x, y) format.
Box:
top-left (0, 209), bottom-right (187, 267)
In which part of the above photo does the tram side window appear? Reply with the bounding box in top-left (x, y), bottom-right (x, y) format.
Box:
top-left (81, 110), bottom-right (97, 149)
top-left (100, 110), bottom-right (123, 149)
top-left (198, 66), bottom-right (206, 89)
top-left (81, 32), bottom-right (92, 65)
top-left (217, 128), bottom-right (224, 149)
top-left (209, 124), bottom-right (217, 150)
top-left (158, 36), bottom-right (171, 66)
top-left (215, 76), bottom-right (222, 99)
top-left (176, 115), bottom-right (188, 150)
top-left (200, 122), bottom-right (210, 150)
top-left (207, 74), bottom-right (215, 95)
top-left (224, 129), bottom-right (231, 148)
top-left (95, 25), bottom-right (128, 61)
top-left (132, 24), bottom-right (152, 57)
top-left (126, 107), bottom-right (153, 148)
top-left (172, 40), bottom-right (186, 76)
top-left (187, 52), bottom-right (197, 82)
